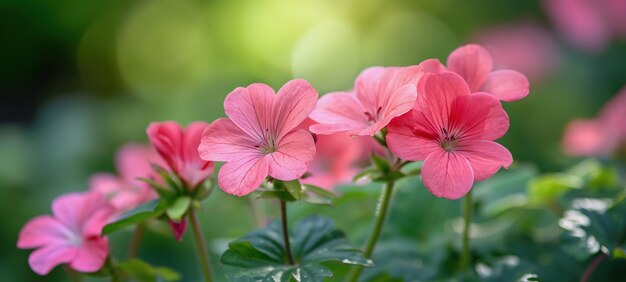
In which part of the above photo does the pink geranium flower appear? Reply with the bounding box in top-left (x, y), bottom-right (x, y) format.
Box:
top-left (198, 79), bottom-right (318, 196)
top-left (309, 66), bottom-right (424, 136)
top-left (425, 44), bottom-right (530, 102)
top-left (17, 192), bottom-right (116, 275)
top-left (387, 72), bottom-right (513, 199)
top-left (89, 144), bottom-right (162, 212)
top-left (563, 86), bottom-right (626, 156)
top-left (147, 121), bottom-right (214, 189)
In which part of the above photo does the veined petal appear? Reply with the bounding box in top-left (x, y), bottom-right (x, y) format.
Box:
top-left (418, 58), bottom-right (447, 74)
top-left (272, 79), bottom-right (318, 139)
top-left (376, 82), bottom-right (418, 133)
top-left (417, 72), bottom-right (471, 131)
top-left (28, 244), bottom-right (76, 275)
top-left (218, 155), bottom-right (269, 196)
top-left (180, 122), bottom-right (213, 187)
top-left (457, 140), bottom-right (513, 181)
top-left (481, 70), bottom-right (529, 102)
top-left (309, 92), bottom-right (369, 135)
top-left (387, 111), bottom-right (439, 161)
top-left (199, 118), bottom-right (260, 162)
top-left (449, 93), bottom-right (509, 141)
top-left (224, 84), bottom-right (274, 142)
top-left (268, 129), bottom-right (316, 180)
top-left (355, 67), bottom-right (386, 113)
top-left (447, 44), bottom-right (493, 92)
top-left (17, 216), bottom-right (70, 249)
top-left (146, 122), bottom-right (184, 172)
top-left (422, 149), bottom-right (474, 200)
top-left (69, 238), bottom-right (109, 273)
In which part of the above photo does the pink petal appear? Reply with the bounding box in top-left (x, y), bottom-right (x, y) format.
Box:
top-left (418, 59), bottom-right (447, 74)
top-left (481, 70), bottom-right (529, 102)
top-left (272, 79), bottom-right (318, 139)
top-left (180, 122), bottom-right (214, 187)
top-left (199, 118), bottom-right (260, 162)
top-left (447, 44), bottom-right (493, 92)
top-left (52, 192), bottom-right (112, 234)
top-left (457, 140), bottom-right (513, 181)
top-left (116, 144), bottom-right (160, 185)
top-left (421, 149), bottom-right (474, 200)
top-left (217, 155), bottom-right (268, 196)
top-left (355, 67), bottom-right (386, 112)
top-left (268, 129), bottom-right (316, 180)
top-left (28, 244), bottom-right (76, 275)
top-left (449, 93), bottom-right (510, 141)
top-left (416, 72), bottom-right (471, 131)
top-left (309, 92), bottom-right (369, 135)
top-left (387, 111), bottom-right (439, 161)
top-left (18, 216), bottom-right (70, 249)
top-left (69, 238), bottom-right (109, 273)
top-left (543, 0), bottom-right (610, 53)
top-left (146, 122), bottom-right (184, 172)
top-left (562, 119), bottom-right (616, 157)
top-left (223, 84), bottom-right (274, 142)
top-left (169, 219), bottom-right (187, 241)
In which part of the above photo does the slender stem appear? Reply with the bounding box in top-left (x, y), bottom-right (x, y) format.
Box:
top-left (347, 180), bottom-right (396, 282)
top-left (127, 223), bottom-right (145, 258)
top-left (106, 256), bottom-right (121, 282)
top-left (279, 200), bottom-right (295, 265)
top-left (63, 265), bottom-right (81, 282)
top-left (189, 208), bottom-right (214, 282)
top-left (580, 252), bottom-right (608, 282)
top-left (460, 190), bottom-right (473, 273)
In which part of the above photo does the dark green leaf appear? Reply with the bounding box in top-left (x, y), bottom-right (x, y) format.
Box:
top-left (102, 199), bottom-right (168, 235)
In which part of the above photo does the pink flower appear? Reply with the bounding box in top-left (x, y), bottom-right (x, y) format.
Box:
top-left (387, 72), bottom-right (513, 199)
top-left (425, 44), bottom-right (530, 102)
top-left (472, 21), bottom-right (559, 81)
top-left (89, 144), bottom-right (162, 212)
top-left (309, 66), bottom-right (424, 136)
top-left (198, 79), bottom-right (318, 196)
top-left (563, 86), bottom-right (626, 156)
top-left (17, 192), bottom-right (115, 275)
top-left (147, 121), bottom-right (215, 189)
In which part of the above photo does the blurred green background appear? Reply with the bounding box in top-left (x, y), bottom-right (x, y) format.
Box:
top-left (2, 0), bottom-right (626, 281)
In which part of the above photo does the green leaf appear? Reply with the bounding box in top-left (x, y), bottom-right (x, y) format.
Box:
top-left (117, 258), bottom-right (181, 281)
top-left (360, 239), bottom-right (437, 282)
top-left (138, 177), bottom-right (177, 200)
top-left (102, 199), bottom-right (168, 235)
top-left (371, 154), bottom-right (390, 174)
top-left (220, 215), bottom-right (371, 281)
top-left (166, 196), bottom-right (191, 221)
top-left (282, 179), bottom-right (304, 201)
top-left (301, 184), bottom-right (335, 206)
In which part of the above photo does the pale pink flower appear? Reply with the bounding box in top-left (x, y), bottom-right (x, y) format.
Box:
top-left (89, 144), bottom-right (162, 212)
top-left (147, 121), bottom-right (214, 189)
top-left (198, 79), bottom-right (318, 196)
top-left (309, 66), bottom-right (424, 136)
top-left (17, 192), bottom-right (115, 275)
top-left (473, 21), bottom-right (559, 81)
top-left (387, 72), bottom-right (513, 199)
top-left (563, 86), bottom-right (626, 156)
top-left (424, 44), bottom-right (530, 102)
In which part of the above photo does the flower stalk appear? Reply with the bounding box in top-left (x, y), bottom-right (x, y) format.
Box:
top-left (460, 189), bottom-right (473, 273)
top-left (189, 208), bottom-right (214, 282)
top-left (279, 200), bottom-right (295, 265)
top-left (127, 223), bottom-right (145, 258)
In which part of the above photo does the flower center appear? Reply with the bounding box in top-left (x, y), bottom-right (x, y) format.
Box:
top-left (364, 106), bottom-right (383, 124)
top-left (254, 130), bottom-right (277, 154)
top-left (439, 128), bottom-right (459, 152)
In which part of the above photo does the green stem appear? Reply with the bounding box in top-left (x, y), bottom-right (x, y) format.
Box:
top-left (63, 265), bottom-right (81, 282)
top-left (189, 208), bottom-right (214, 282)
top-left (460, 190), bottom-right (473, 273)
top-left (279, 200), bottom-right (295, 265)
top-left (347, 180), bottom-right (396, 282)
top-left (106, 256), bottom-right (121, 282)
top-left (127, 223), bottom-right (145, 259)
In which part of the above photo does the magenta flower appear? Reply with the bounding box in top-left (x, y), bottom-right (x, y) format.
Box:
top-left (17, 192), bottom-right (115, 275)
top-left (309, 66), bottom-right (424, 136)
top-left (563, 86), bottom-right (626, 157)
top-left (89, 144), bottom-right (163, 212)
top-left (198, 79), bottom-right (318, 196)
top-left (387, 72), bottom-right (513, 199)
top-left (426, 44), bottom-right (530, 102)
top-left (147, 121), bottom-right (215, 188)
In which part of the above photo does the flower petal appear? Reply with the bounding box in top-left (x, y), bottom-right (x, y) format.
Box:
top-left (457, 140), bottom-right (513, 181)
top-left (481, 70), bottom-right (529, 102)
top-left (421, 149), bottom-right (474, 200)
top-left (180, 122), bottom-right (213, 187)
top-left (199, 118), bottom-right (260, 162)
top-left (449, 93), bottom-right (509, 141)
top-left (217, 155), bottom-right (268, 196)
top-left (17, 216), bottom-right (70, 249)
top-left (28, 244), bottom-right (76, 275)
top-left (69, 238), bottom-right (109, 273)
top-left (268, 129), bottom-right (316, 180)
top-left (447, 44), bottom-right (493, 92)
top-left (562, 119), bottom-right (616, 157)
top-left (146, 122), bottom-right (184, 172)
top-left (115, 144), bottom-right (160, 185)
top-left (309, 92), bottom-right (369, 135)
top-left (418, 58), bottom-right (447, 73)
top-left (387, 111), bottom-right (439, 161)
top-left (52, 192), bottom-right (111, 234)
top-left (355, 67), bottom-right (386, 112)
top-left (223, 83), bottom-right (274, 142)
top-left (272, 79), bottom-right (318, 139)
top-left (416, 72), bottom-right (471, 131)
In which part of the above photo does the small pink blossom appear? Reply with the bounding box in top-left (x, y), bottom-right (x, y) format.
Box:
top-left (168, 219), bottom-right (187, 241)
top-left (563, 86), bottom-right (626, 156)
top-left (198, 79), bottom-right (318, 196)
top-left (17, 192), bottom-right (116, 275)
top-left (90, 144), bottom-right (162, 212)
top-left (424, 44), bottom-right (530, 102)
top-left (147, 121), bottom-right (215, 189)
top-left (387, 72), bottom-right (513, 199)
top-left (309, 66), bottom-right (424, 136)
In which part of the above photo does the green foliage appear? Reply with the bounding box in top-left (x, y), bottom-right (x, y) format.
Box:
top-left (220, 215), bottom-right (371, 281)
top-left (117, 259), bottom-right (181, 281)
top-left (257, 180), bottom-right (336, 206)
top-left (102, 199), bottom-right (168, 235)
